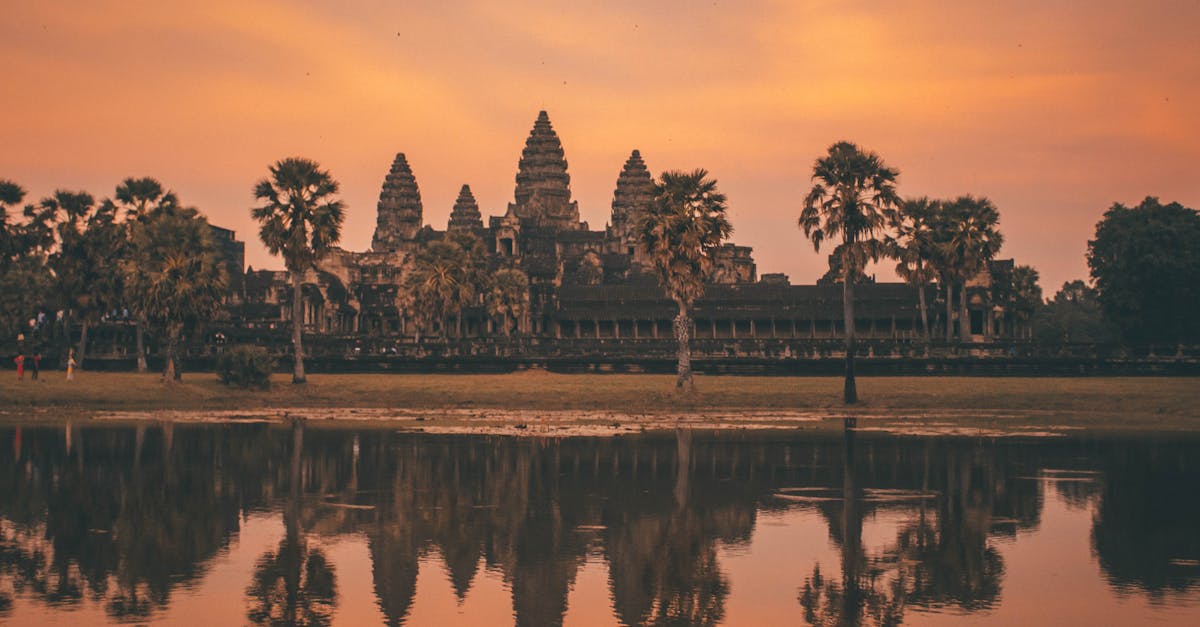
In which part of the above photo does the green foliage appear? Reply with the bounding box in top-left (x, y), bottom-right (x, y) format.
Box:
top-left (638, 169), bottom-right (733, 308)
top-left (1087, 196), bottom-right (1200, 344)
top-left (251, 158), bottom-right (345, 274)
top-left (402, 235), bottom-right (489, 337)
top-left (936, 195), bottom-right (1004, 283)
top-left (487, 267), bottom-right (530, 336)
top-left (1034, 280), bottom-right (1118, 344)
top-left (124, 203), bottom-right (227, 330)
top-left (216, 345), bottom-right (276, 388)
top-left (799, 141), bottom-right (900, 276)
top-left (41, 190), bottom-right (125, 327)
top-left (891, 197), bottom-right (940, 287)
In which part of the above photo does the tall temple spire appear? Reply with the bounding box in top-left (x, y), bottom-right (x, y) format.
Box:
top-left (447, 184), bottom-right (483, 232)
top-left (371, 153), bottom-right (423, 252)
top-left (510, 110), bottom-right (580, 230)
top-left (610, 149), bottom-right (654, 241)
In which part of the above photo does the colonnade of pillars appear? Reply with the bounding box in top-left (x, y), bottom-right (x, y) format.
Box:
top-left (555, 316), bottom-right (918, 340)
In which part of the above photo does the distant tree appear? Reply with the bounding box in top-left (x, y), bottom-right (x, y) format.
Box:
top-left (403, 239), bottom-right (475, 340)
top-left (114, 176), bottom-right (177, 372)
top-left (1087, 197), bottom-right (1200, 345)
top-left (989, 264), bottom-right (1042, 339)
top-left (1033, 280), bottom-right (1117, 344)
top-left (252, 158), bottom-right (345, 384)
top-left (639, 169), bottom-right (733, 390)
top-left (800, 142), bottom-right (900, 403)
top-left (0, 180), bottom-right (54, 344)
top-left (939, 196), bottom-right (1003, 341)
top-left (40, 190), bottom-right (124, 366)
top-left (124, 203), bottom-right (227, 382)
top-left (486, 268), bottom-right (530, 338)
top-left (892, 197), bottom-right (940, 343)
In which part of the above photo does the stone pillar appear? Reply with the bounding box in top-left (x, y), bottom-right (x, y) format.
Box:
top-left (749, 320), bottom-right (756, 338)
top-left (711, 320), bottom-right (717, 339)
top-left (731, 319), bottom-right (737, 339)
top-left (594, 319), bottom-right (600, 339)
top-left (633, 320), bottom-right (640, 339)
top-left (652, 320), bottom-right (659, 338)
top-left (613, 319), bottom-right (620, 339)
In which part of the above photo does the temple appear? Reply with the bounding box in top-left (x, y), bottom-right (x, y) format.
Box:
top-left (231, 111), bottom-right (1022, 346)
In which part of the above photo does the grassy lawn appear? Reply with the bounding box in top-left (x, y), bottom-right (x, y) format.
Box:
top-left (1, 370), bottom-right (1197, 433)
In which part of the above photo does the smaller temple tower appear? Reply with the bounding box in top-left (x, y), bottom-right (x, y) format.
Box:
top-left (448, 184), bottom-right (484, 232)
top-left (372, 153), bottom-right (423, 252)
top-left (608, 149), bottom-right (654, 265)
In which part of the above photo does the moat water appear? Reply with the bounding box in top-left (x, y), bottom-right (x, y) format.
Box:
top-left (1, 423), bottom-right (1198, 626)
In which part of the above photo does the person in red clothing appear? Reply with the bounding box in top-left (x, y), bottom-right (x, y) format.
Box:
top-left (14, 352), bottom-right (24, 380)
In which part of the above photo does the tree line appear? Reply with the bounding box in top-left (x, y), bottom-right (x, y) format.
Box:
top-left (0, 178), bottom-right (226, 381)
top-left (3, 148), bottom-right (1197, 398)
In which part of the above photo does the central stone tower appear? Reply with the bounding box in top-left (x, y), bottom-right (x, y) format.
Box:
top-left (509, 111), bottom-right (580, 230)
top-left (371, 153), bottom-right (423, 252)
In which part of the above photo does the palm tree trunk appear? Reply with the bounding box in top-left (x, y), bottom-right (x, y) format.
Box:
top-left (843, 277), bottom-right (858, 403)
top-left (291, 270), bottom-right (307, 384)
top-left (945, 282), bottom-right (955, 343)
top-left (918, 284), bottom-right (930, 344)
top-left (77, 321), bottom-right (89, 369)
top-left (135, 318), bottom-right (147, 373)
top-left (673, 301), bottom-right (693, 390)
top-left (959, 281), bottom-right (970, 341)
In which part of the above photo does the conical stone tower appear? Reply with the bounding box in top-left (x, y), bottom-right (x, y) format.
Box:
top-left (371, 153), bottom-right (423, 252)
top-left (610, 149), bottom-right (654, 245)
top-left (510, 111), bottom-right (580, 230)
top-left (447, 184), bottom-right (483, 232)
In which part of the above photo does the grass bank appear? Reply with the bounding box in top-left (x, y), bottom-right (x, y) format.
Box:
top-left (1, 371), bottom-right (1197, 434)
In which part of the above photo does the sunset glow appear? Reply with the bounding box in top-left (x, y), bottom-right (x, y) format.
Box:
top-left (4, 0), bottom-right (1198, 290)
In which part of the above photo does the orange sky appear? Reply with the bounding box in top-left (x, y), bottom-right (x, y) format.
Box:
top-left (3, 0), bottom-right (1198, 292)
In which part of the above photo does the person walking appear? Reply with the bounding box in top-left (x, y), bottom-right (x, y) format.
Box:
top-left (66, 349), bottom-right (76, 382)
top-left (31, 352), bottom-right (41, 381)
top-left (13, 352), bottom-right (24, 380)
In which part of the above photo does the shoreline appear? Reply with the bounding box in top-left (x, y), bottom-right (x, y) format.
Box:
top-left (3, 372), bottom-right (1198, 435)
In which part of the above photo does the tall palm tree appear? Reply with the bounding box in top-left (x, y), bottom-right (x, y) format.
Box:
top-left (638, 169), bottom-right (733, 390)
top-left (941, 196), bottom-right (1003, 341)
top-left (252, 158), bottom-right (345, 384)
top-left (124, 203), bottom-right (227, 382)
top-left (0, 180), bottom-right (27, 271)
top-left (800, 141), bottom-right (900, 404)
top-left (114, 177), bottom-right (176, 372)
top-left (892, 197), bottom-right (940, 344)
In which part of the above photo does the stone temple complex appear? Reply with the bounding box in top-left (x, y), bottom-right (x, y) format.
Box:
top-left (235, 111), bottom-right (1019, 346)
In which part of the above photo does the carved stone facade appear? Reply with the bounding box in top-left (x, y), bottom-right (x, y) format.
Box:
top-left (241, 112), bottom-right (958, 342)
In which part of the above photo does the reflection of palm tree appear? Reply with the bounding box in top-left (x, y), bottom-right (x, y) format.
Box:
top-left (246, 420), bottom-right (337, 625)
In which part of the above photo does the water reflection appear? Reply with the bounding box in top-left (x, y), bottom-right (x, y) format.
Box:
top-left (1, 422), bottom-right (1199, 625)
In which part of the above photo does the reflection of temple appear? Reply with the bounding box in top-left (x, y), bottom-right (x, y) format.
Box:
top-left (230, 111), bottom-right (1028, 344)
top-left (3, 426), bottom-right (1196, 625)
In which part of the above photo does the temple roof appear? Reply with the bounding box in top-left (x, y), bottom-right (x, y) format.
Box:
top-left (447, 184), bottom-right (483, 232)
top-left (372, 153), bottom-right (423, 252)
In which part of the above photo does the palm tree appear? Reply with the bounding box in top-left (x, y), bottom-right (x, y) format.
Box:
top-left (124, 203), bottom-right (227, 382)
top-left (638, 169), bottom-right (733, 390)
top-left (941, 196), bottom-right (1003, 341)
top-left (487, 268), bottom-right (530, 338)
top-left (41, 190), bottom-right (124, 366)
top-left (403, 239), bottom-right (475, 340)
top-left (0, 180), bottom-right (27, 271)
top-left (800, 142), bottom-right (900, 404)
top-left (114, 177), bottom-right (176, 372)
top-left (252, 158), bottom-right (345, 384)
top-left (892, 198), bottom-right (940, 345)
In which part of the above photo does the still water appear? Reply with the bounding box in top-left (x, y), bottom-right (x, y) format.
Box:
top-left (1, 422), bottom-right (1198, 626)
